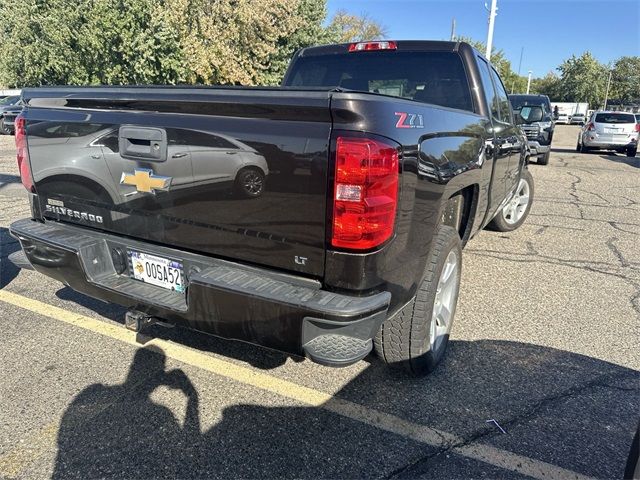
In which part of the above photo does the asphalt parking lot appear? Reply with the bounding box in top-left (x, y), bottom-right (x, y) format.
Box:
top-left (0, 125), bottom-right (638, 479)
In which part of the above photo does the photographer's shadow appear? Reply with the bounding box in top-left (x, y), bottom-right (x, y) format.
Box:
top-left (52, 339), bottom-right (640, 479)
top-left (53, 346), bottom-right (201, 479)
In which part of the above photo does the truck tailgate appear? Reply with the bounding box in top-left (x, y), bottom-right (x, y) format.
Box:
top-left (22, 87), bottom-right (332, 277)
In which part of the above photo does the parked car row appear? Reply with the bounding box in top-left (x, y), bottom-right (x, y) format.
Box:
top-left (509, 93), bottom-right (639, 160)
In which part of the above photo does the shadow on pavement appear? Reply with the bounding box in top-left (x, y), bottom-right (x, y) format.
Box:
top-left (55, 287), bottom-right (126, 322)
top-left (599, 153), bottom-right (640, 168)
top-left (0, 173), bottom-right (20, 184)
top-left (51, 336), bottom-right (640, 479)
top-left (0, 227), bottom-right (20, 288)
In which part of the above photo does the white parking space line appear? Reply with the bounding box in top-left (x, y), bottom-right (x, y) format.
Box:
top-left (0, 290), bottom-right (596, 480)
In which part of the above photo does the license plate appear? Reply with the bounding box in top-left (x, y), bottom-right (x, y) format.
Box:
top-left (604, 127), bottom-right (620, 133)
top-left (129, 250), bottom-right (185, 293)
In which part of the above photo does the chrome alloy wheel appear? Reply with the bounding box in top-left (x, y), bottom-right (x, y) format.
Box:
top-left (502, 177), bottom-right (531, 225)
top-left (243, 171), bottom-right (264, 195)
top-left (430, 250), bottom-right (460, 352)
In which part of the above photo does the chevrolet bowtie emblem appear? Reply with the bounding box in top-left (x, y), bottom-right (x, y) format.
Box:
top-left (120, 168), bottom-right (171, 193)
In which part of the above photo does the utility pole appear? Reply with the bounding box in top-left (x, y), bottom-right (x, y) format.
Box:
top-left (516, 47), bottom-right (524, 76)
top-left (450, 18), bottom-right (456, 41)
top-left (603, 69), bottom-right (612, 110)
top-left (485, 0), bottom-right (498, 60)
top-left (511, 47), bottom-right (524, 93)
top-left (526, 71), bottom-right (532, 94)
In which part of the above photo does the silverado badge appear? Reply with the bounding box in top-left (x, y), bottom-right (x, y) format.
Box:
top-left (120, 168), bottom-right (171, 193)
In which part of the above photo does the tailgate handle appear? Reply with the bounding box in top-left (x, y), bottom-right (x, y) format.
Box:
top-left (119, 126), bottom-right (167, 162)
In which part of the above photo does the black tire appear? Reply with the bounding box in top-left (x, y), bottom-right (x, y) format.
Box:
top-left (374, 225), bottom-right (462, 376)
top-left (579, 142), bottom-right (589, 154)
top-left (0, 118), bottom-right (7, 135)
top-left (575, 140), bottom-right (581, 152)
top-left (627, 147), bottom-right (638, 158)
top-left (235, 168), bottom-right (265, 198)
top-left (538, 151), bottom-right (550, 165)
top-left (487, 168), bottom-right (534, 232)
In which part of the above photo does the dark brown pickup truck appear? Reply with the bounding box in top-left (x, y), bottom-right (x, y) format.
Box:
top-left (10, 40), bottom-right (533, 375)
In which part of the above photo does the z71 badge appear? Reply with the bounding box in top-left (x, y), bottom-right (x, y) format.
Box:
top-left (395, 112), bottom-right (424, 129)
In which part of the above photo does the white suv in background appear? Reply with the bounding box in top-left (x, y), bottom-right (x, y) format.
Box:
top-left (577, 111), bottom-right (638, 157)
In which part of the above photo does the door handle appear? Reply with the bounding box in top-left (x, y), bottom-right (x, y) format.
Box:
top-left (172, 152), bottom-right (188, 159)
top-left (226, 151), bottom-right (238, 155)
top-left (119, 126), bottom-right (167, 162)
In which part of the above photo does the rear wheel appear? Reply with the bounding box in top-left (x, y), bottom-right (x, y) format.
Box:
top-left (0, 118), bottom-right (7, 135)
top-left (374, 226), bottom-right (462, 376)
top-left (628, 147), bottom-right (638, 158)
top-left (487, 168), bottom-right (534, 232)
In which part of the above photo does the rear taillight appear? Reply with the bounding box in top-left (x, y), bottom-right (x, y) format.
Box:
top-left (586, 122), bottom-right (595, 131)
top-left (348, 41), bottom-right (397, 52)
top-left (331, 136), bottom-right (399, 250)
top-left (15, 115), bottom-right (34, 192)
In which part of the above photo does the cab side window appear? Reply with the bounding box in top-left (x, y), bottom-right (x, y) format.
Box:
top-left (490, 68), bottom-right (513, 124)
top-left (477, 57), bottom-right (500, 122)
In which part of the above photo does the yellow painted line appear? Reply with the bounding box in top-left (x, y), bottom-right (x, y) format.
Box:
top-left (0, 290), bottom-right (595, 480)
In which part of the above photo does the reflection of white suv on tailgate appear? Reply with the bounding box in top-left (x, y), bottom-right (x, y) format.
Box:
top-left (577, 111), bottom-right (638, 157)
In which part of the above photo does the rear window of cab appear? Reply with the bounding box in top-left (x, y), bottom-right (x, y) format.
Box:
top-left (287, 50), bottom-right (474, 112)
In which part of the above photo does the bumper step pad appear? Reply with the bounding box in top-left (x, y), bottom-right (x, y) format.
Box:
top-left (303, 334), bottom-right (372, 367)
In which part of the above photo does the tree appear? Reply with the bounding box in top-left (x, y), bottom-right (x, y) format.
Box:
top-left (165, 0), bottom-right (302, 85)
top-left (0, 0), bottom-right (188, 86)
top-left (530, 72), bottom-right (562, 99)
top-left (262, 0), bottom-right (336, 85)
top-left (0, 0), bottom-right (308, 87)
top-left (610, 56), bottom-right (640, 105)
top-left (555, 52), bottom-right (608, 108)
top-left (326, 10), bottom-right (388, 42)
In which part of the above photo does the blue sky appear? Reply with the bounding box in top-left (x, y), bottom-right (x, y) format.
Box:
top-left (326, 0), bottom-right (640, 78)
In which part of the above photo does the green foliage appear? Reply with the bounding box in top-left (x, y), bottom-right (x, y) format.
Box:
top-left (555, 52), bottom-right (608, 107)
top-left (0, 0), bottom-right (634, 101)
top-left (529, 72), bottom-right (562, 98)
top-left (262, 0), bottom-right (336, 85)
top-left (326, 9), bottom-right (388, 42)
top-left (531, 54), bottom-right (639, 107)
top-left (0, 0), bottom-right (188, 87)
top-left (610, 56), bottom-right (640, 105)
top-left (0, 0), bottom-right (388, 87)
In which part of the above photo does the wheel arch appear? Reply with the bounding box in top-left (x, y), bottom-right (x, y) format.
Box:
top-left (36, 173), bottom-right (115, 203)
